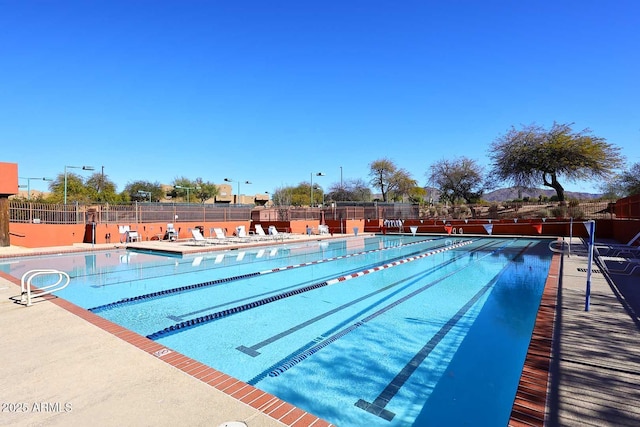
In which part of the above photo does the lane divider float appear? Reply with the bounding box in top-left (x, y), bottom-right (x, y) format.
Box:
top-left (89, 237), bottom-right (438, 313)
top-left (145, 239), bottom-right (474, 341)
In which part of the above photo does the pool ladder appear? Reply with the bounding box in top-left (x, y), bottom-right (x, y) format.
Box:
top-left (21, 269), bottom-right (70, 307)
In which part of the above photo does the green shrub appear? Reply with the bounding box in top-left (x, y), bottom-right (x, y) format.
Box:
top-left (551, 206), bottom-right (568, 218)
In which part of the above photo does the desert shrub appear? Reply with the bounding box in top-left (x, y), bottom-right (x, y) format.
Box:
top-left (488, 204), bottom-right (500, 219)
top-left (453, 205), bottom-right (472, 219)
top-left (568, 206), bottom-right (585, 219)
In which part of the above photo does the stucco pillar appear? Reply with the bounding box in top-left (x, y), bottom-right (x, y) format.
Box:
top-left (0, 162), bottom-right (19, 247)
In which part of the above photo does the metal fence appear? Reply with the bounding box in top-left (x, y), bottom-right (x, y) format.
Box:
top-left (9, 201), bottom-right (253, 224)
top-left (8, 199), bottom-right (618, 225)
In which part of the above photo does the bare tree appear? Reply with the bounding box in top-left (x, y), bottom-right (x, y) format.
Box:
top-left (368, 158), bottom-right (397, 202)
top-left (428, 157), bottom-right (485, 204)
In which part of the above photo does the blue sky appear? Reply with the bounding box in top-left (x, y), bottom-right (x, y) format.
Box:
top-left (2, 1), bottom-right (639, 196)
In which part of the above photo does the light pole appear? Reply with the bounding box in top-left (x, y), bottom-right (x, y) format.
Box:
top-left (224, 178), bottom-right (251, 204)
top-left (19, 177), bottom-right (53, 200)
top-left (137, 190), bottom-right (151, 202)
top-left (310, 172), bottom-right (325, 207)
top-left (340, 166), bottom-right (343, 189)
top-left (175, 185), bottom-right (200, 204)
top-left (64, 165), bottom-right (94, 204)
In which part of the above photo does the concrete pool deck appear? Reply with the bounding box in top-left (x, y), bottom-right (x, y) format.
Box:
top-left (1, 235), bottom-right (639, 426)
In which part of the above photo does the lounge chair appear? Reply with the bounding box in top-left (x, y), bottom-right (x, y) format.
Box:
top-left (165, 223), bottom-right (178, 241)
top-left (599, 254), bottom-right (640, 276)
top-left (254, 224), bottom-right (274, 241)
top-left (596, 231), bottom-right (640, 258)
top-left (212, 227), bottom-right (240, 244)
top-left (119, 225), bottom-right (130, 243)
top-left (268, 225), bottom-right (292, 240)
top-left (235, 225), bottom-right (256, 242)
top-left (191, 228), bottom-right (220, 245)
top-left (318, 224), bottom-right (330, 235)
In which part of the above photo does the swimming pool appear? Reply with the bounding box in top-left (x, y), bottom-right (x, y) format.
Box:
top-left (3, 235), bottom-right (553, 426)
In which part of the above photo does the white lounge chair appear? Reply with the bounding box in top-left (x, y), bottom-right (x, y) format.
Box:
top-left (318, 224), bottom-right (329, 235)
top-left (165, 223), bottom-right (178, 241)
top-left (212, 227), bottom-right (239, 244)
top-left (191, 228), bottom-right (219, 245)
top-left (268, 225), bottom-right (292, 240)
top-left (254, 224), bottom-right (274, 241)
top-left (235, 225), bottom-right (256, 242)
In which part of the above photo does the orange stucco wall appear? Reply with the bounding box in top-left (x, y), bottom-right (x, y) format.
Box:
top-left (10, 221), bottom-right (254, 247)
top-left (0, 162), bottom-right (18, 195)
top-left (7, 217), bottom-right (635, 248)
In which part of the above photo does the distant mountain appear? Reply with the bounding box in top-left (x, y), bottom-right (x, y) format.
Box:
top-left (482, 187), bottom-right (602, 202)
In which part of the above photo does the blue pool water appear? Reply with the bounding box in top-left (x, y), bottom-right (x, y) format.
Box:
top-left (2, 235), bottom-right (553, 426)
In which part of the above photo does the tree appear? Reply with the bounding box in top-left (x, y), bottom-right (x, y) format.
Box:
top-left (389, 169), bottom-right (417, 202)
top-left (271, 186), bottom-right (293, 207)
top-left (407, 186), bottom-right (427, 204)
top-left (427, 157), bottom-right (485, 204)
top-left (124, 180), bottom-right (163, 202)
top-left (86, 172), bottom-right (120, 203)
top-left (368, 158), bottom-right (397, 202)
top-left (489, 122), bottom-right (624, 202)
top-left (350, 178), bottom-right (373, 202)
top-left (271, 183), bottom-right (321, 207)
top-left (171, 177), bottom-right (201, 203)
top-left (47, 172), bottom-right (92, 204)
top-left (619, 162), bottom-right (640, 196)
top-left (326, 178), bottom-right (372, 202)
top-left (193, 178), bottom-right (219, 203)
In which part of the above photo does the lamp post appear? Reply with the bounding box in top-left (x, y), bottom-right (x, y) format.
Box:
top-left (64, 165), bottom-right (94, 204)
top-left (137, 190), bottom-right (151, 202)
top-left (175, 185), bottom-right (200, 204)
top-left (310, 172), bottom-right (325, 207)
top-left (19, 177), bottom-right (53, 200)
top-left (224, 178), bottom-right (251, 204)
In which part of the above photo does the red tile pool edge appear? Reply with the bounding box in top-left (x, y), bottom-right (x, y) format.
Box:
top-left (2, 245), bottom-right (561, 427)
top-left (0, 271), bottom-right (334, 427)
top-left (52, 301), bottom-right (336, 427)
top-left (508, 246), bottom-right (560, 426)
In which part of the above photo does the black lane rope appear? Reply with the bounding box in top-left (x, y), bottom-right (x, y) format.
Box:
top-left (244, 239), bottom-right (512, 385)
top-left (355, 242), bottom-right (533, 421)
top-left (90, 237), bottom-right (399, 288)
top-left (89, 237), bottom-right (439, 313)
top-left (236, 240), bottom-right (501, 357)
top-left (144, 239), bottom-right (474, 341)
top-left (171, 245), bottom-right (443, 321)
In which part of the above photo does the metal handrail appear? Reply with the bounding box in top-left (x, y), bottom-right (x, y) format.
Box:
top-left (20, 269), bottom-right (70, 306)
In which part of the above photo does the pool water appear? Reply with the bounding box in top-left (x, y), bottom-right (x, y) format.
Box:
top-left (2, 235), bottom-right (552, 426)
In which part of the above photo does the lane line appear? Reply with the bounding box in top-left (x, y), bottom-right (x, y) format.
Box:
top-left (355, 243), bottom-right (532, 421)
top-left (145, 240), bottom-right (475, 340)
top-left (89, 237), bottom-right (437, 313)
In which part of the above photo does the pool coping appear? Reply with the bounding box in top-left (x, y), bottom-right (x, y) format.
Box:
top-left (2, 237), bottom-right (559, 426)
top-left (509, 242), bottom-right (560, 426)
